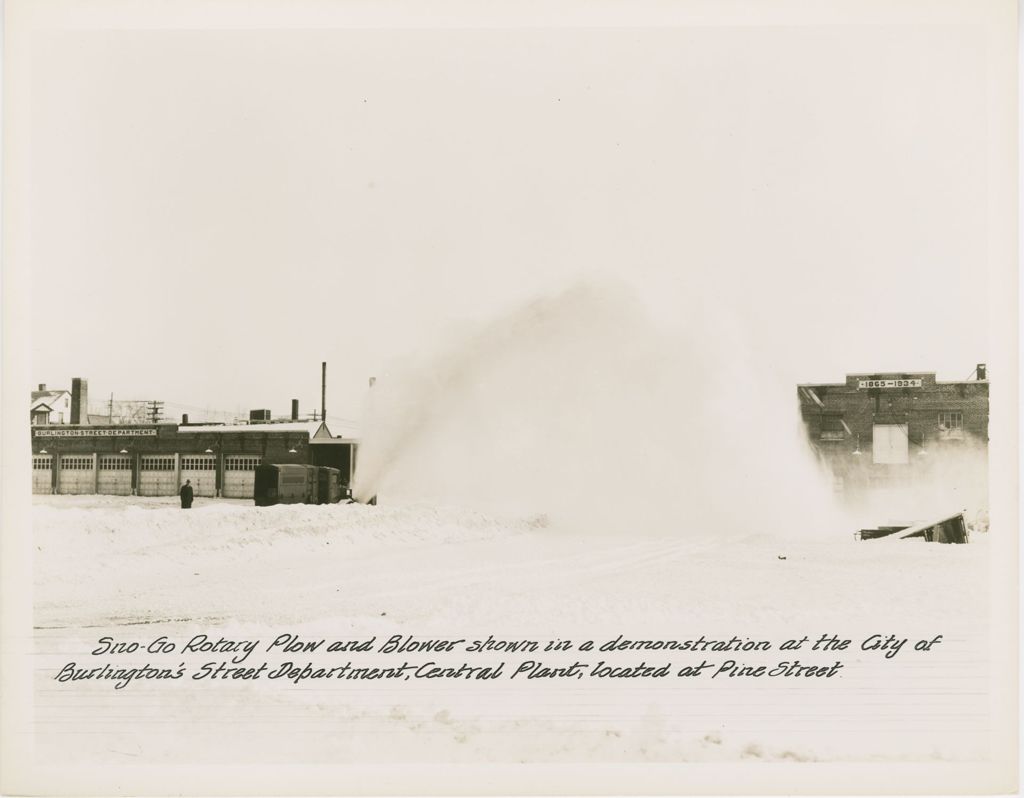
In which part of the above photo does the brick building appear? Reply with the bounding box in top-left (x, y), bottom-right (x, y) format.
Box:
top-left (797, 366), bottom-right (989, 511)
top-left (31, 419), bottom-right (358, 498)
top-left (31, 371), bottom-right (360, 498)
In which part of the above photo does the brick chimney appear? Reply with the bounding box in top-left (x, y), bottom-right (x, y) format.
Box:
top-left (976, 363), bottom-right (987, 381)
top-left (291, 399), bottom-right (299, 421)
top-left (38, 383), bottom-right (46, 391)
top-left (70, 378), bottom-right (89, 425)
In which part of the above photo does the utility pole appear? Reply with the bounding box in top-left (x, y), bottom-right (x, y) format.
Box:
top-left (109, 393), bottom-right (114, 424)
top-left (147, 400), bottom-right (164, 424)
top-left (321, 362), bottom-right (327, 423)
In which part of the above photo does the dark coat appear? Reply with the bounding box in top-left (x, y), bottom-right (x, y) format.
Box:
top-left (180, 483), bottom-right (194, 508)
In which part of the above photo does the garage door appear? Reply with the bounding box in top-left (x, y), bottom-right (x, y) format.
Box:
top-left (180, 454), bottom-right (216, 497)
top-left (58, 455), bottom-right (96, 494)
top-left (872, 424), bottom-right (909, 465)
top-left (223, 455), bottom-right (261, 498)
top-left (33, 455), bottom-right (53, 495)
top-left (97, 455), bottom-right (132, 496)
top-left (139, 455), bottom-right (177, 496)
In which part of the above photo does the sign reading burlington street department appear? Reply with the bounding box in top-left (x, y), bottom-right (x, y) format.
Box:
top-left (857, 379), bottom-right (923, 389)
top-left (34, 428), bottom-right (158, 437)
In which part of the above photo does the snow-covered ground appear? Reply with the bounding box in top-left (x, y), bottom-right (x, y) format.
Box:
top-left (33, 495), bottom-right (992, 765)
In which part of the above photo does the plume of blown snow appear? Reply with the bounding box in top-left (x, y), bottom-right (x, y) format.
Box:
top-left (353, 278), bottom-right (848, 538)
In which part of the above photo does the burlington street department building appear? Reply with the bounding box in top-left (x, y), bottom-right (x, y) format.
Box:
top-left (797, 366), bottom-right (989, 504)
top-left (31, 379), bottom-right (358, 498)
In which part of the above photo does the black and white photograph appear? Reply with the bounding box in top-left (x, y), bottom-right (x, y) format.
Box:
top-left (1, 0), bottom-right (1018, 795)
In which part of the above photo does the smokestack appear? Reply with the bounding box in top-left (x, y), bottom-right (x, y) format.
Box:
top-left (38, 384), bottom-right (46, 391)
top-left (182, 413), bottom-right (189, 424)
top-left (976, 363), bottom-right (987, 381)
top-left (321, 362), bottom-right (327, 422)
top-left (70, 378), bottom-right (89, 425)
top-left (291, 399), bottom-right (299, 421)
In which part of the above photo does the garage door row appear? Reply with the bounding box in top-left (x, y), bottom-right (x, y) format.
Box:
top-left (32, 454), bottom-right (262, 498)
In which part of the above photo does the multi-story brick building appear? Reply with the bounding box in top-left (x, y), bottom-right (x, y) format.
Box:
top-left (797, 366), bottom-right (989, 513)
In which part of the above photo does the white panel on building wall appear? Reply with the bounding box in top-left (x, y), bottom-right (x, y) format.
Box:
top-left (58, 455), bottom-right (96, 494)
top-left (223, 455), bottom-right (261, 498)
top-left (139, 455), bottom-right (177, 496)
top-left (32, 456), bottom-right (52, 494)
top-left (180, 455), bottom-right (216, 497)
top-left (97, 455), bottom-right (132, 496)
top-left (872, 424), bottom-right (909, 465)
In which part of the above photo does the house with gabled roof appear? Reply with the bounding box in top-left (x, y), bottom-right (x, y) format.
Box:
top-left (31, 385), bottom-right (72, 425)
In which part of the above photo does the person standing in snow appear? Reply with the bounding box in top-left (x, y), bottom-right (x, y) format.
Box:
top-left (180, 479), bottom-right (194, 509)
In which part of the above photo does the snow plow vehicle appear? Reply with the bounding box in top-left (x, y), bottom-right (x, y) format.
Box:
top-left (253, 464), bottom-right (350, 506)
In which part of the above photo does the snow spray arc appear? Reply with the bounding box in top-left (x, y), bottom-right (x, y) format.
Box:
top-left (352, 278), bottom-right (844, 537)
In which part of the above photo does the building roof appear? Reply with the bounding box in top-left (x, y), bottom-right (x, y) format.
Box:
top-left (842, 371), bottom-right (936, 377)
top-left (177, 420), bottom-right (336, 438)
top-left (32, 402), bottom-right (54, 413)
top-left (31, 389), bottom-right (69, 407)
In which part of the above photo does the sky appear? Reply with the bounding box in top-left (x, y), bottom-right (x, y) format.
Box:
top-left (27, 22), bottom-right (993, 425)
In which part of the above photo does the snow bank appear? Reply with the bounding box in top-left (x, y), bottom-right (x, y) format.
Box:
top-left (34, 497), bottom-right (543, 557)
top-left (32, 494), bottom-right (991, 765)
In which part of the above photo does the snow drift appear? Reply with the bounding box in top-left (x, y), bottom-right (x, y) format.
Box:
top-left (32, 492), bottom-right (991, 764)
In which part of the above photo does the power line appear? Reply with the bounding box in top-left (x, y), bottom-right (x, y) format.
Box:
top-left (325, 414), bottom-right (361, 425)
top-left (161, 399), bottom-right (361, 426)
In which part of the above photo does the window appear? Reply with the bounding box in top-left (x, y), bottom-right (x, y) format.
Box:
top-left (819, 415), bottom-right (846, 441)
top-left (33, 456), bottom-right (52, 470)
top-left (225, 456), bottom-right (261, 471)
top-left (58, 412), bottom-right (64, 423)
top-left (938, 411), bottom-right (964, 440)
top-left (141, 456), bottom-right (175, 471)
top-left (180, 456), bottom-right (215, 471)
top-left (60, 456), bottom-right (94, 470)
top-left (98, 456), bottom-right (131, 470)
top-left (872, 424), bottom-right (909, 464)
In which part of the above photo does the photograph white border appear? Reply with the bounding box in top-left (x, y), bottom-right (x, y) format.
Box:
top-left (1, 0), bottom-right (1017, 794)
